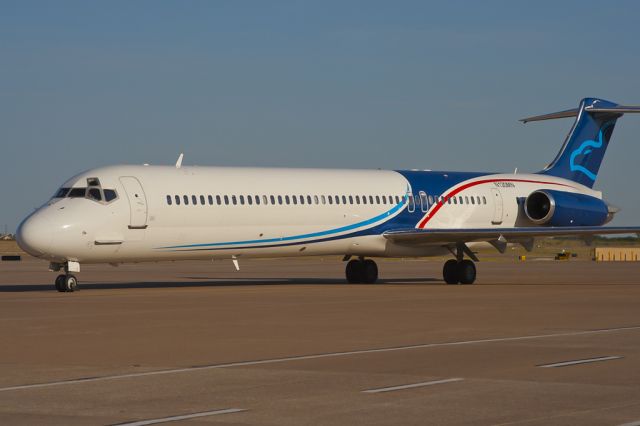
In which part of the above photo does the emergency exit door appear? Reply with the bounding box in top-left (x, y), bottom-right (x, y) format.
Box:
top-left (119, 176), bottom-right (148, 229)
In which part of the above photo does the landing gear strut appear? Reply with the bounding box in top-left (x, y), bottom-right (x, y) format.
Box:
top-left (443, 243), bottom-right (477, 285)
top-left (345, 258), bottom-right (378, 284)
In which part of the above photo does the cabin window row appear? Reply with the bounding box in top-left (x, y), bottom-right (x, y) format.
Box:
top-left (165, 194), bottom-right (404, 207)
top-left (407, 193), bottom-right (488, 213)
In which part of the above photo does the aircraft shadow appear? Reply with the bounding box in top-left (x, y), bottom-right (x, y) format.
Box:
top-left (0, 277), bottom-right (442, 292)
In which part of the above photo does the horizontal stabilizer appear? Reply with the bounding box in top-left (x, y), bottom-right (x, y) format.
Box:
top-left (520, 108), bottom-right (579, 123)
top-left (521, 104), bottom-right (640, 123)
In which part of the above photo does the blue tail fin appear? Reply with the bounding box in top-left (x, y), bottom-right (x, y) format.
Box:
top-left (522, 98), bottom-right (640, 188)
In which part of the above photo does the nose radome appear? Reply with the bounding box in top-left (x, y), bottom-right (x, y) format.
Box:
top-left (16, 212), bottom-right (54, 257)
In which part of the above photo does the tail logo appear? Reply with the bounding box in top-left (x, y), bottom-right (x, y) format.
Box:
top-left (569, 121), bottom-right (614, 181)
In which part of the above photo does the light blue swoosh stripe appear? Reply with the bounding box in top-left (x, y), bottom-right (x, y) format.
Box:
top-left (157, 198), bottom-right (406, 250)
top-left (569, 121), bottom-right (613, 181)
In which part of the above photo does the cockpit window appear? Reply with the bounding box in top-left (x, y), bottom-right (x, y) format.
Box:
top-left (54, 187), bottom-right (70, 198)
top-left (68, 187), bottom-right (87, 198)
top-left (104, 189), bottom-right (117, 202)
top-left (52, 180), bottom-right (118, 204)
top-left (87, 188), bottom-right (102, 201)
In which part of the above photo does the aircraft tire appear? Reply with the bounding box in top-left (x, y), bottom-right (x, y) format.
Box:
top-left (459, 260), bottom-right (476, 285)
top-left (346, 259), bottom-right (363, 284)
top-left (443, 259), bottom-right (460, 285)
top-left (64, 275), bottom-right (78, 292)
top-left (55, 274), bottom-right (66, 292)
top-left (362, 259), bottom-right (379, 284)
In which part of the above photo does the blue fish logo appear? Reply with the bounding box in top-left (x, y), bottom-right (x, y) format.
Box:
top-left (569, 121), bottom-right (614, 181)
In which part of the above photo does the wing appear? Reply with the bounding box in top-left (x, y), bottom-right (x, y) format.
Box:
top-left (383, 226), bottom-right (640, 245)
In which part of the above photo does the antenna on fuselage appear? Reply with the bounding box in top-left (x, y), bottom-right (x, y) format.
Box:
top-left (175, 153), bottom-right (184, 169)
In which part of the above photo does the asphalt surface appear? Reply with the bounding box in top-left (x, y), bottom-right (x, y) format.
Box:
top-left (1, 257), bottom-right (640, 425)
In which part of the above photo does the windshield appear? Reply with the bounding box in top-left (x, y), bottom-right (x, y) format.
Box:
top-left (52, 177), bottom-right (118, 203)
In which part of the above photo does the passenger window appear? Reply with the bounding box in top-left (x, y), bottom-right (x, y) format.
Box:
top-left (216, 195), bottom-right (221, 205)
top-left (368, 195), bottom-right (373, 204)
top-left (263, 195), bottom-right (268, 205)
top-left (299, 195), bottom-right (305, 205)
top-left (192, 195), bottom-right (197, 205)
top-left (104, 189), bottom-right (118, 202)
top-left (285, 195), bottom-right (290, 205)
top-left (307, 195), bottom-right (312, 204)
top-left (348, 195), bottom-right (353, 204)
top-left (238, 195), bottom-right (244, 205)
top-left (199, 195), bottom-right (204, 205)
top-left (88, 188), bottom-right (102, 201)
top-left (375, 195), bottom-right (380, 204)
top-left (321, 195), bottom-right (326, 204)
top-left (208, 195), bottom-right (213, 205)
top-left (255, 195), bottom-right (260, 205)
top-left (408, 194), bottom-right (415, 212)
top-left (247, 195), bottom-right (253, 205)
top-left (278, 195), bottom-right (283, 205)
top-left (175, 195), bottom-right (181, 205)
top-left (380, 195), bottom-right (386, 204)
top-left (314, 195), bottom-right (319, 204)
top-left (184, 195), bottom-right (189, 205)
top-left (471, 196), bottom-right (475, 205)
top-left (224, 195), bottom-right (229, 205)
top-left (465, 196), bottom-right (469, 205)
top-left (342, 195), bottom-right (347, 204)
top-left (166, 195), bottom-right (172, 205)
top-left (361, 195), bottom-right (367, 205)
top-left (335, 195), bottom-right (340, 205)
top-left (447, 197), bottom-right (451, 204)
top-left (232, 195), bottom-right (237, 205)
top-left (328, 195), bottom-right (333, 205)
top-left (270, 195), bottom-right (276, 205)
top-left (483, 196), bottom-right (487, 204)
top-left (293, 195), bottom-right (298, 205)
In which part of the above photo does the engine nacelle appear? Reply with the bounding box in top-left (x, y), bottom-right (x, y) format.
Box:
top-left (524, 190), bottom-right (609, 226)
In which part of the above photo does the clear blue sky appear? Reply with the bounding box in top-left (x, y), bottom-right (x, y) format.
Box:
top-left (2, 1), bottom-right (640, 231)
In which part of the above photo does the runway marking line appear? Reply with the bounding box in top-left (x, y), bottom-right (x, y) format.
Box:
top-left (537, 355), bottom-right (623, 368)
top-left (111, 408), bottom-right (246, 426)
top-left (1, 325), bottom-right (639, 393)
top-left (619, 421), bottom-right (640, 426)
top-left (362, 378), bottom-right (463, 393)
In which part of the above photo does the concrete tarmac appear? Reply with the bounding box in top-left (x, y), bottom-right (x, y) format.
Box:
top-left (1, 257), bottom-right (640, 425)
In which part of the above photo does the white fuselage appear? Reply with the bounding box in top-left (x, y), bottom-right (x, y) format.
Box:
top-left (16, 165), bottom-right (599, 265)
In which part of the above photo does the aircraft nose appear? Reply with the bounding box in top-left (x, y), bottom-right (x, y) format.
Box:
top-left (16, 212), bottom-right (54, 257)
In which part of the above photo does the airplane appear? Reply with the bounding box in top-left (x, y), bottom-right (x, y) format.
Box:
top-left (16, 97), bottom-right (640, 292)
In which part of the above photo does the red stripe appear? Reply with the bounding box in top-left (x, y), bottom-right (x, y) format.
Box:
top-left (416, 178), bottom-right (575, 229)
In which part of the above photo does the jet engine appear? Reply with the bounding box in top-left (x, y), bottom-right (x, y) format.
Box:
top-left (524, 190), bottom-right (609, 226)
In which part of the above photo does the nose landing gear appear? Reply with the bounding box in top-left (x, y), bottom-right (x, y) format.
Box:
top-left (52, 262), bottom-right (80, 292)
top-left (345, 257), bottom-right (379, 284)
top-left (54, 274), bottom-right (78, 292)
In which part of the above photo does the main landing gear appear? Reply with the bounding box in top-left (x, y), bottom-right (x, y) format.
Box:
top-left (443, 242), bottom-right (477, 285)
top-left (52, 262), bottom-right (80, 292)
top-left (345, 257), bottom-right (379, 284)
